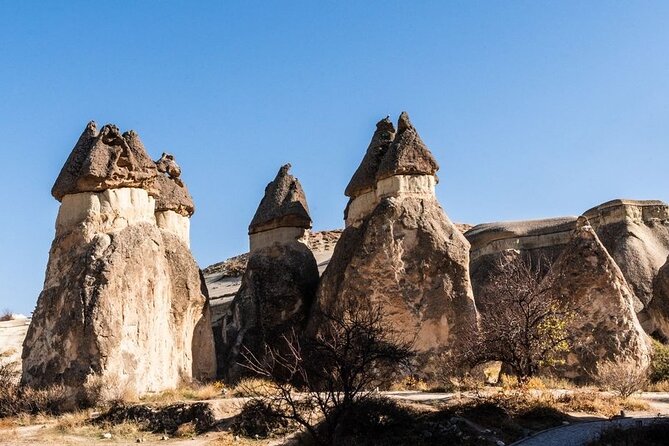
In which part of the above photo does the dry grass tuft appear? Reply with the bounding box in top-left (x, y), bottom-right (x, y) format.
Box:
top-left (140, 382), bottom-right (224, 404)
top-left (389, 375), bottom-right (430, 391)
top-left (556, 391), bottom-right (649, 417)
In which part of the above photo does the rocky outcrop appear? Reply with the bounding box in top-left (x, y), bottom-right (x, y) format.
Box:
top-left (154, 153), bottom-right (195, 246)
top-left (544, 217), bottom-right (651, 378)
top-left (466, 199), bottom-right (669, 323)
top-left (22, 122), bottom-right (215, 396)
top-left (311, 113), bottom-right (479, 366)
top-left (647, 256), bottom-right (669, 341)
top-left (219, 164), bottom-right (319, 380)
top-left (583, 200), bottom-right (669, 309)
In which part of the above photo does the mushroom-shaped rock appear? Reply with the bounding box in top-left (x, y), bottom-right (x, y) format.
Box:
top-left (344, 117), bottom-right (396, 198)
top-left (51, 122), bottom-right (158, 200)
top-left (310, 113), bottom-right (478, 375)
top-left (249, 164), bottom-right (311, 234)
top-left (543, 219), bottom-right (651, 378)
top-left (376, 112), bottom-right (439, 181)
top-left (219, 165), bottom-right (319, 381)
top-left (22, 122), bottom-right (216, 399)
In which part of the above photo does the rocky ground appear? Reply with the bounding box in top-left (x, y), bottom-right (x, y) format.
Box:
top-left (1, 389), bottom-right (669, 446)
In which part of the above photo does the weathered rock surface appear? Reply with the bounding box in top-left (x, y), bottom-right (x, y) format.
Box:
top-left (544, 218), bottom-right (651, 378)
top-left (311, 113), bottom-right (479, 365)
top-left (467, 199), bottom-right (669, 324)
top-left (22, 123), bottom-right (215, 396)
top-left (583, 199), bottom-right (669, 308)
top-left (154, 152), bottom-right (195, 217)
top-left (249, 164), bottom-right (311, 234)
top-left (219, 165), bottom-right (319, 380)
top-left (51, 122), bottom-right (158, 200)
top-left (647, 256), bottom-right (669, 341)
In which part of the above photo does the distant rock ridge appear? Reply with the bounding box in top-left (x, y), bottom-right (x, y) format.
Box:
top-left (23, 121), bottom-right (215, 398)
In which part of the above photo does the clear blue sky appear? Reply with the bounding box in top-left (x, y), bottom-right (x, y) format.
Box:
top-left (1, 1), bottom-right (668, 315)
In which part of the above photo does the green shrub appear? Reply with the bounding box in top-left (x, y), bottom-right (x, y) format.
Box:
top-left (650, 340), bottom-right (669, 383)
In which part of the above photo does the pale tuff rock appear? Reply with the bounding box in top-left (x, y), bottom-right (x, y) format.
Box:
top-left (544, 217), bottom-right (651, 378)
top-left (312, 113), bottom-right (479, 365)
top-left (22, 123), bottom-right (215, 396)
top-left (51, 122), bottom-right (158, 201)
top-left (220, 164), bottom-right (319, 381)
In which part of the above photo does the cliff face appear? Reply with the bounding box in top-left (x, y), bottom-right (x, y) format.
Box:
top-left (311, 113), bottom-right (479, 368)
top-left (22, 123), bottom-right (215, 396)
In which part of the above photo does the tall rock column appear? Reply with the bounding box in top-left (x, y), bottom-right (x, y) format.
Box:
top-left (22, 122), bottom-right (215, 397)
top-left (220, 164), bottom-right (319, 381)
top-left (311, 113), bottom-right (479, 371)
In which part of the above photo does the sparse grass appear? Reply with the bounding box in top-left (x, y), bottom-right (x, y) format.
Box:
top-left (140, 382), bottom-right (224, 404)
top-left (556, 391), bottom-right (649, 417)
top-left (0, 309), bottom-right (13, 322)
top-left (207, 433), bottom-right (272, 445)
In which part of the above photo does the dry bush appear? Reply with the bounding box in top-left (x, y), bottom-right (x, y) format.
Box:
top-left (83, 374), bottom-right (137, 407)
top-left (0, 309), bottom-right (13, 322)
top-left (141, 382), bottom-right (223, 404)
top-left (556, 391), bottom-right (648, 417)
top-left (230, 377), bottom-right (277, 398)
top-left (461, 257), bottom-right (577, 382)
top-left (595, 359), bottom-right (649, 399)
top-left (389, 375), bottom-right (429, 392)
top-left (645, 380), bottom-right (669, 392)
top-left (231, 399), bottom-right (296, 439)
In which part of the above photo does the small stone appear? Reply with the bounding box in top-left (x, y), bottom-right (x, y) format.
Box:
top-left (161, 435), bottom-right (169, 440)
top-left (102, 432), bottom-right (112, 439)
top-left (496, 441), bottom-right (505, 446)
top-left (562, 421), bottom-right (570, 425)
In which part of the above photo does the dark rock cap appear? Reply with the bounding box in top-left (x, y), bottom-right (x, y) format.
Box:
top-left (154, 153), bottom-right (195, 217)
top-left (249, 164), bottom-right (311, 234)
top-left (344, 117), bottom-right (396, 198)
top-left (51, 122), bottom-right (158, 201)
top-left (376, 112), bottom-right (439, 181)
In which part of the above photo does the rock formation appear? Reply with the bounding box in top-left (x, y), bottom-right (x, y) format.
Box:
top-left (219, 164), bottom-right (319, 380)
top-left (311, 112), bottom-right (479, 366)
top-left (22, 122), bottom-right (216, 396)
top-left (543, 217), bottom-right (651, 378)
top-left (466, 199), bottom-right (669, 324)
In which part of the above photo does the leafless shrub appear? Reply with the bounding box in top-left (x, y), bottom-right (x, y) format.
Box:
top-left (0, 309), bottom-right (13, 322)
top-left (240, 297), bottom-right (416, 445)
top-left (83, 374), bottom-right (134, 407)
top-left (595, 359), bottom-right (649, 399)
top-left (462, 256), bottom-right (576, 383)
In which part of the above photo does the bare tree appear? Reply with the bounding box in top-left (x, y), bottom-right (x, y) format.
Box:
top-left (240, 297), bottom-right (415, 445)
top-left (463, 256), bottom-right (575, 382)
top-left (596, 359), bottom-right (649, 399)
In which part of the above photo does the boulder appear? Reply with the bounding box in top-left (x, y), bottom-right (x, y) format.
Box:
top-left (22, 122), bottom-right (215, 396)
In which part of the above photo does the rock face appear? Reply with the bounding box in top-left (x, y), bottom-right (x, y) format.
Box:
top-left (544, 218), bottom-right (651, 378)
top-left (154, 153), bottom-right (195, 247)
top-left (466, 199), bottom-right (669, 324)
top-left (219, 164), bottom-right (319, 380)
top-left (311, 113), bottom-right (479, 365)
top-left (22, 122), bottom-right (215, 396)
